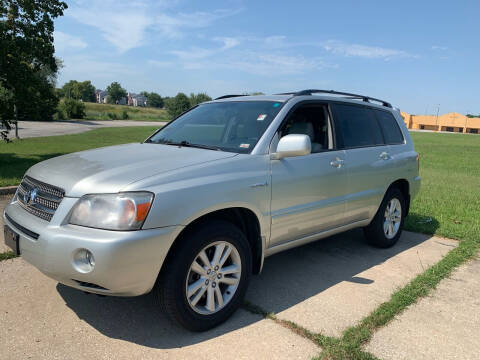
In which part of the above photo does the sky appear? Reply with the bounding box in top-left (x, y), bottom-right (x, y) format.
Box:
top-left (53, 0), bottom-right (480, 115)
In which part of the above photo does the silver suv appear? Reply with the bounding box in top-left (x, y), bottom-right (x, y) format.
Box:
top-left (4, 89), bottom-right (420, 331)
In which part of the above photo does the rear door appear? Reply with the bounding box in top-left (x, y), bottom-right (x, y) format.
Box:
top-left (331, 103), bottom-right (393, 223)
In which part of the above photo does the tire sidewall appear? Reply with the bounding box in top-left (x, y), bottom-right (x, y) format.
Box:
top-left (367, 187), bottom-right (406, 248)
top-left (165, 221), bottom-right (251, 330)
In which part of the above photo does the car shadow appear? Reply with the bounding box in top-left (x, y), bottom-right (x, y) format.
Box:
top-left (56, 224), bottom-right (438, 349)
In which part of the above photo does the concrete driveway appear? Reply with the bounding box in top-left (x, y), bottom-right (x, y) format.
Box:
top-left (4, 120), bottom-right (165, 139)
top-left (0, 213), bottom-right (458, 359)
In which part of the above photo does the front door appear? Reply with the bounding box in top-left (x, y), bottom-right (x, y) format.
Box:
top-left (269, 103), bottom-right (348, 247)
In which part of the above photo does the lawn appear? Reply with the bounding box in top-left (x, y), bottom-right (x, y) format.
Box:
top-left (0, 126), bottom-right (158, 187)
top-left (405, 132), bottom-right (480, 240)
top-left (83, 102), bottom-right (170, 122)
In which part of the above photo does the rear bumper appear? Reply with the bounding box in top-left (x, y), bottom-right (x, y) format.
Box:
top-left (4, 199), bottom-right (183, 296)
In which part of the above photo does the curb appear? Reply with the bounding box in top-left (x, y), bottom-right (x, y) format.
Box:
top-left (0, 186), bottom-right (17, 195)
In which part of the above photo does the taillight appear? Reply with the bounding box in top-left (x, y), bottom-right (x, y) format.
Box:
top-left (416, 153), bottom-right (420, 172)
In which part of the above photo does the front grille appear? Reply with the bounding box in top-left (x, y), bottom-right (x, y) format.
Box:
top-left (17, 176), bottom-right (65, 222)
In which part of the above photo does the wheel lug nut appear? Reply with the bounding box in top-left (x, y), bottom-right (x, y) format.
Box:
top-left (214, 265), bottom-right (219, 271)
top-left (217, 274), bottom-right (222, 279)
top-left (205, 280), bottom-right (209, 285)
top-left (212, 282), bottom-right (216, 288)
top-left (207, 269), bottom-right (211, 274)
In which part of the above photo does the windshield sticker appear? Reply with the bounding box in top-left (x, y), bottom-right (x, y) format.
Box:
top-left (257, 114), bottom-right (267, 121)
top-left (239, 143), bottom-right (250, 149)
top-left (273, 102), bottom-right (281, 108)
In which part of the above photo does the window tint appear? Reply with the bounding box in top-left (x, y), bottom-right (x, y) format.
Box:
top-left (331, 104), bottom-right (383, 148)
top-left (374, 110), bottom-right (404, 144)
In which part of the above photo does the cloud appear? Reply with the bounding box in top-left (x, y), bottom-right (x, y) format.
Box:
top-left (431, 45), bottom-right (448, 51)
top-left (322, 40), bottom-right (417, 60)
top-left (54, 31), bottom-right (87, 52)
top-left (162, 41), bottom-right (331, 76)
top-left (68, 1), bottom-right (240, 52)
top-left (225, 53), bottom-right (328, 76)
top-left (68, 1), bottom-right (153, 53)
top-left (215, 37), bottom-right (241, 50)
top-left (154, 9), bottom-right (241, 38)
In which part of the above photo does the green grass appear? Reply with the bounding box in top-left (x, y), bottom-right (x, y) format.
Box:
top-left (83, 102), bottom-right (170, 122)
top-left (0, 126), bottom-right (158, 187)
top-left (0, 251), bottom-right (17, 261)
top-left (313, 132), bottom-right (480, 359)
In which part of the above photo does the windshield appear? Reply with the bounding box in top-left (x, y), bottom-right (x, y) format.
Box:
top-left (147, 101), bottom-right (284, 153)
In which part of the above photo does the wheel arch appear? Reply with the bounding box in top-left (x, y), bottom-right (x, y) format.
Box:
top-left (158, 206), bottom-right (264, 281)
top-left (388, 179), bottom-right (410, 216)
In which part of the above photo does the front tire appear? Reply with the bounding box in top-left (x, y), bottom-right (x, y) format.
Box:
top-left (154, 220), bottom-right (252, 331)
top-left (364, 187), bottom-right (405, 248)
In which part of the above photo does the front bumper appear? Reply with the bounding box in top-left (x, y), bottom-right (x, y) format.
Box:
top-left (4, 198), bottom-right (183, 296)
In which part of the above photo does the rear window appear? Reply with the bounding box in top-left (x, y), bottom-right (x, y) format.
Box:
top-left (374, 110), bottom-right (404, 144)
top-left (331, 104), bottom-right (383, 148)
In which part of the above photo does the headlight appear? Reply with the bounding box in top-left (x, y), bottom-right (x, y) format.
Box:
top-left (69, 192), bottom-right (154, 230)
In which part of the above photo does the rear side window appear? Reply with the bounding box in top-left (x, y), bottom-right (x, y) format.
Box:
top-left (374, 110), bottom-right (404, 144)
top-left (331, 103), bottom-right (383, 148)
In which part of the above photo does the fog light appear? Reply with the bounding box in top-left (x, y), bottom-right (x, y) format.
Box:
top-left (73, 249), bottom-right (95, 273)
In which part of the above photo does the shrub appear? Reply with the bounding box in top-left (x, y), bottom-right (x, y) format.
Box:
top-left (58, 98), bottom-right (86, 119)
top-left (107, 112), bottom-right (118, 120)
top-left (121, 110), bottom-right (129, 120)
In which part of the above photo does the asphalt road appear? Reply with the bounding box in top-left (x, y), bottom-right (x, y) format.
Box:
top-left (4, 120), bottom-right (165, 139)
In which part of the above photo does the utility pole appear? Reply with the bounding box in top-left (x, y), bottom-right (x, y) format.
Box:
top-left (435, 104), bottom-right (440, 131)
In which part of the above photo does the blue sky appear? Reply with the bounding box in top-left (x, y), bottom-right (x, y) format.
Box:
top-left (54, 0), bottom-right (479, 115)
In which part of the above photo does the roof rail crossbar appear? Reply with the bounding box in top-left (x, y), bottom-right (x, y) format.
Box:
top-left (214, 94), bottom-right (247, 100)
top-left (294, 89), bottom-right (392, 108)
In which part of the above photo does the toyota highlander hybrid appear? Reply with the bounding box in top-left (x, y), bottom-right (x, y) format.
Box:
top-left (4, 89), bottom-right (420, 331)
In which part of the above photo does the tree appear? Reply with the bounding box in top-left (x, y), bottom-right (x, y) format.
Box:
top-left (62, 80), bottom-right (96, 102)
top-left (189, 92), bottom-right (212, 107)
top-left (165, 92), bottom-right (191, 119)
top-left (1, 0), bottom-right (68, 139)
top-left (106, 82), bottom-right (127, 104)
top-left (145, 92), bottom-right (163, 108)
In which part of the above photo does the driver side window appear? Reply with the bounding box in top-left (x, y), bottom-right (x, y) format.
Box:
top-left (279, 104), bottom-right (333, 153)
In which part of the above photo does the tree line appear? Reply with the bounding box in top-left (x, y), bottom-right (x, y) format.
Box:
top-left (56, 79), bottom-right (212, 120)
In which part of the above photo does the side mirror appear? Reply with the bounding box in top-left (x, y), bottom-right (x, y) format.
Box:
top-left (271, 134), bottom-right (311, 159)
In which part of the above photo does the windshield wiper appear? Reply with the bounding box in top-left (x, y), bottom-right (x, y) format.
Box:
top-left (156, 140), bottom-right (221, 151)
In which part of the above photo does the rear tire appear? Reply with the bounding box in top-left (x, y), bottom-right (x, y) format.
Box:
top-left (364, 187), bottom-right (405, 248)
top-left (154, 220), bottom-right (252, 331)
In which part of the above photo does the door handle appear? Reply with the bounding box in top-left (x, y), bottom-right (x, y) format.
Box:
top-left (330, 157), bottom-right (344, 168)
top-left (379, 152), bottom-right (390, 160)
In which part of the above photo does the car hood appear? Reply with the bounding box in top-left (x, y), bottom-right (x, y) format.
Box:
top-left (26, 143), bottom-right (237, 197)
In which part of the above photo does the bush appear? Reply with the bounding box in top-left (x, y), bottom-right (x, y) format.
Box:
top-left (121, 110), bottom-right (129, 120)
top-left (107, 112), bottom-right (118, 120)
top-left (58, 98), bottom-right (86, 119)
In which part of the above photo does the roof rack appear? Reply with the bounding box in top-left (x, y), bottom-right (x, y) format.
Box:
top-left (214, 94), bottom-right (247, 100)
top-left (284, 89), bottom-right (392, 108)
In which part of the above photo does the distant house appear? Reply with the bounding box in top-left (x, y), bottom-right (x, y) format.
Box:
top-left (95, 89), bottom-right (108, 104)
top-left (127, 92), bottom-right (147, 107)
